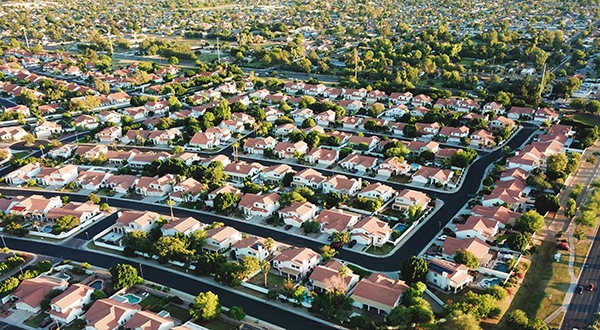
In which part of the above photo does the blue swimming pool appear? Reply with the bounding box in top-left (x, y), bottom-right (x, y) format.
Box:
top-left (43, 227), bottom-right (52, 233)
top-left (394, 223), bottom-right (407, 232)
top-left (90, 280), bottom-right (103, 290)
top-left (496, 263), bottom-right (509, 273)
top-left (411, 164), bottom-right (420, 171)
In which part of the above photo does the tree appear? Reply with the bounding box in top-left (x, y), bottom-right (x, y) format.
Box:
top-left (302, 117), bottom-right (316, 128)
top-left (403, 124), bottom-right (419, 138)
top-left (571, 98), bottom-right (587, 111)
top-left (166, 199), bottom-right (176, 220)
top-left (565, 198), bottom-right (576, 218)
top-left (260, 260), bottom-right (270, 288)
top-left (191, 291), bottom-right (221, 321)
top-left (331, 231), bottom-right (350, 244)
top-left (451, 148), bottom-right (478, 167)
top-left (401, 256), bottom-right (428, 284)
top-left (228, 306), bottom-right (246, 321)
top-left (169, 96), bottom-right (182, 111)
top-left (575, 210), bottom-right (598, 227)
top-left (51, 215), bottom-right (80, 234)
top-left (454, 249), bottom-right (479, 268)
top-left (320, 245), bottom-right (338, 262)
top-left (214, 193), bottom-right (238, 212)
top-left (507, 309), bottom-right (529, 327)
top-left (109, 264), bottom-right (140, 290)
top-left (546, 153), bottom-right (568, 172)
top-left (388, 305), bottom-right (413, 328)
top-left (61, 196), bottom-right (70, 204)
top-left (22, 134), bottom-right (35, 145)
top-left (278, 192), bottom-right (307, 207)
top-left (442, 310), bottom-right (482, 330)
top-left (507, 233), bottom-right (529, 252)
top-left (171, 146), bottom-right (185, 155)
top-left (241, 256), bottom-right (260, 279)
top-left (87, 193), bottom-right (101, 204)
top-left (34, 260), bottom-right (52, 273)
top-left (534, 194), bottom-right (560, 215)
top-left (168, 57), bottom-right (179, 65)
top-left (515, 210), bottom-right (545, 233)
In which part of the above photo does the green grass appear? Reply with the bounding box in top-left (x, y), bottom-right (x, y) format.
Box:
top-left (23, 312), bottom-right (48, 328)
top-left (547, 311), bottom-right (564, 328)
top-left (96, 188), bottom-right (116, 197)
top-left (388, 175), bottom-right (411, 183)
top-left (197, 54), bottom-right (219, 62)
top-left (248, 272), bottom-right (287, 290)
top-left (139, 295), bottom-right (162, 309)
top-left (346, 264), bottom-right (373, 278)
top-left (163, 304), bottom-right (191, 322)
top-left (568, 112), bottom-right (600, 127)
top-left (365, 243), bottom-right (395, 255)
top-left (194, 318), bottom-right (238, 330)
top-left (12, 151), bottom-right (29, 160)
top-left (460, 59), bottom-right (475, 66)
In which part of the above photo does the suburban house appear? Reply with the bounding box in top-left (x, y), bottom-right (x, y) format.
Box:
top-left (161, 217), bottom-right (204, 236)
top-left (455, 216), bottom-right (500, 241)
top-left (11, 276), bottom-right (69, 313)
top-left (534, 107), bottom-right (560, 123)
top-left (322, 175), bottom-right (362, 196)
top-left (416, 122), bottom-right (441, 135)
top-left (124, 310), bottom-right (175, 330)
top-left (35, 121), bottom-right (62, 138)
top-left (411, 166), bottom-right (453, 185)
top-left (411, 94), bottom-right (433, 107)
top-left (426, 259), bottom-right (473, 293)
top-left (274, 141), bottom-right (309, 159)
top-left (74, 171), bottom-right (110, 190)
top-left (292, 169), bottom-right (327, 189)
top-left (83, 298), bottom-right (141, 330)
top-left (377, 157), bottom-right (411, 178)
top-left (205, 127), bottom-right (231, 142)
top-left (2, 195), bottom-right (63, 219)
top-left (507, 106), bottom-right (535, 120)
top-left (482, 102), bottom-right (505, 115)
top-left (262, 164), bottom-right (294, 184)
top-left (315, 208), bottom-right (360, 235)
top-left (223, 162), bottom-right (263, 183)
top-left (407, 141), bottom-right (440, 155)
top-left (469, 129), bottom-right (496, 147)
top-left (274, 123), bottom-right (296, 136)
top-left (442, 237), bottom-right (492, 267)
top-left (189, 132), bottom-right (219, 149)
top-left (279, 201), bottom-right (319, 228)
top-left (97, 111), bottom-right (122, 124)
top-left (49, 283), bottom-right (95, 324)
top-left (232, 236), bottom-right (274, 262)
top-left (135, 174), bottom-right (176, 197)
top-left (393, 189), bottom-right (431, 211)
top-left (203, 226), bottom-right (243, 253)
top-left (481, 187), bottom-right (521, 207)
top-left (272, 247), bottom-right (321, 280)
top-left (357, 183), bottom-right (396, 202)
top-left (243, 137), bottom-right (278, 155)
top-left (305, 148), bottom-right (339, 166)
top-left (114, 210), bottom-right (161, 234)
top-left (45, 201), bottom-right (101, 223)
top-left (36, 165), bottom-right (79, 187)
top-left (339, 154), bottom-right (379, 172)
top-left (438, 126), bottom-right (469, 143)
top-left (149, 128), bottom-right (180, 146)
top-left (6, 162), bottom-right (42, 184)
top-left (389, 92), bottom-right (412, 104)
top-left (74, 115), bottom-right (99, 130)
top-left (170, 178), bottom-right (206, 203)
top-left (351, 273), bottom-right (409, 314)
top-left (347, 135), bottom-right (380, 150)
top-left (309, 260), bottom-right (360, 293)
top-left (314, 110), bottom-right (336, 126)
top-left (105, 176), bottom-right (138, 195)
top-left (205, 184), bottom-right (242, 207)
top-left (350, 216), bottom-right (392, 247)
top-left (489, 116), bottom-right (515, 131)
top-left (97, 126), bottom-right (122, 143)
top-left (238, 193), bottom-right (280, 217)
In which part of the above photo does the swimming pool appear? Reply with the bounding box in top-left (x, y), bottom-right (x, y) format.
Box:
top-left (90, 280), bottom-right (103, 291)
top-left (393, 223), bottom-right (407, 232)
top-left (124, 294), bottom-right (142, 304)
top-left (411, 164), bottom-right (420, 171)
top-left (481, 278), bottom-right (500, 287)
top-left (495, 263), bottom-right (509, 273)
top-left (43, 227), bottom-right (52, 233)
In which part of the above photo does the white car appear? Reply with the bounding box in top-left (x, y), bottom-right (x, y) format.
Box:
top-left (437, 235), bottom-right (447, 241)
top-left (245, 214), bottom-right (253, 220)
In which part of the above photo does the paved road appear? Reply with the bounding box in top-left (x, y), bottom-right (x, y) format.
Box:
top-left (0, 238), bottom-right (335, 330)
top-left (0, 123), bottom-right (537, 272)
top-left (562, 225), bottom-right (600, 330)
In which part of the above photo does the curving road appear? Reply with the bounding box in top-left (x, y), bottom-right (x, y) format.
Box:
top-left (0, 123), bottom-right (537, 272)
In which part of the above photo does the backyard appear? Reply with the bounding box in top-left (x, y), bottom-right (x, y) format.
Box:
top-left (163, 304), bottom-right (191, 322)
top-left (248, 272), bottom-right (287, 290)
top-left (194, 318), bottom-right (238, 330)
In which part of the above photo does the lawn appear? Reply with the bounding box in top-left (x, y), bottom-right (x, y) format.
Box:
top-left (567, 112), bottom-right (600, 127)
top-left (139, 295), bottom-right (162, 309)
top-left (388, 175), bottom-right (410, 184)
top-left (574, 240), bottom-right (591, 278)
top-left (96, 188), bottom-right (116, 197)
top-left (365, 243), bottom-right (395, 255)
top-left (12, 151), bottom-right (30, 160)
top-left (346, 264), bottom-right (373, 278)
top-left (197, 54), bottom-right (219, 62)
top-left (23, 312), bottom-right (48, 328)
top-left (194, 319), bottom-right (238, 330)
top-left (248, 272), bottom-right (287, 290)
top-left (163, 304), bottom-right (191, 322)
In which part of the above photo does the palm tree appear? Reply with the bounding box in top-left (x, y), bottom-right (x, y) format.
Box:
top-left (332, 231), bottom-right (351, 244)
top-left (232, 141), bottom-right (239, 162)
top-left (338, 265), bottom-right (350, 278)
top-left (166, 198), bottom-right (176, 220)
top-left (39, 145), bottom-right (45, 156)
top-left (260, 260), bottom-right (270, 288)
top-left (264, 237), bottom-right (276, 255)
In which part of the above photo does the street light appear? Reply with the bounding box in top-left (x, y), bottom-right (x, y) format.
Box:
top-left (85, 232), bottom-right (89, 240)
top-left (139, 263), bottom-right (144, 279)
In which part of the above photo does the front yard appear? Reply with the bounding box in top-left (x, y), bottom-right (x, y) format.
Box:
top-left (24, 312), bottom-right (48, 328)
top-left (365, 243), bottom-right (395, 255)
top-left (248, 272), bottom-right (287, 290)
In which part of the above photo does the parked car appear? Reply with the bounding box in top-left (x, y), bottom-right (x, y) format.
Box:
top-left (245, 214), bottom-right (252, 220)
top-left (284, 225), bottom-right (292, 230)
top-left (437, 235), bottom-right (447, 241)
top-left (348, 240), bottom-right (357, 248)
top-left (40, 318), bottom-right (52, 328)
top-left (576, 285), bottom-right (584, 294)
top-left (588, 283), bottom-right (595, 291)
top-left (331, 242), bottom-right (343, 249)
top-left (50, 323), bottom-right (59, 330)
top-left (202, 205), bottom-right (210, 211)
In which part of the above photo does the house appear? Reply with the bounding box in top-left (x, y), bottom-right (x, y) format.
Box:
top-left (366, 90), bottom-right (388, 103)
top-left (205, 127), bottom-right (231, 142)
top-left (357, 183), bottom-right (396, 202)
top-left (262, 164), bottom-right (294, 184)
top-left (49, 284), bottom-right (95, 324)
top-left (5, 162), bottom-right (42, 184)
top-left (120, 130), bottom-right (151, 145)
top-left (507, 106), bottom-right (535, 120)
top-left (149, 128), bottom-right (180, 146)
top-left (455, 216), bottom-right (500, 241)
top-left (161, 217), bottom-right (204, 236)
top-left (279, 201), bottom-right (319, 228)
top-left (205, 184), bottom-right (241, 208)
top-left (471, 205), bottom-right (521, 227)
top-left (305, 148), bottom-right (339, 166)
top-left (238, 193), bottom-right (280, 217)
top-left (343, 88), bottom-right (368, 100)
top-left (412, 166), bottom-right (453, 185)
top-left (489, 116), bottom-right (515, 132)
top-left (339, 116), bottom-right (363, 129)
top-left (483, 102), bottom-right (505, 115)
top-left (37, 165), bottom-right (79, 187)
top-left (97, 126), bottom-right (122, 142)
top-left (410, 106), bottom-right (430, 117)
top-left (350, 216), bottom-right (392, 247)
top-left (284, 81), bottom-right (306, 94)
top-left (481, 187), bottom-right (521, 207)
top-left (135, 174), bottom-right (175, 197)
top-left (39, 104), bottom-right (61, 115)
top-left (389, 122), bottom-right (406, 135)
top-left (534, 107), bottom-right (560, 123)
top-left (438, 126), bottom-right (469, 143)
top-left (108, 92), bottom-right (132, 105)
top-left (381, 105), bottom-right (408, 118)
top-left (339, 154), bottom-right (379, 172)
top-left (456, 99), bottom-right (480, 112)
top-left (98, 111), bottom-right (122, 124)
top-left (232, 236), bottom-right (274, 262)
top-left (338, 100), bottom-right (363, 111)
top-left (407, 141), bottom-right (440, 154)
top-left (11, 276), bottom-right (69, 313)
top-left (351, 273), bottom-right (409, 314)
top-left (393, 189), bottom-right (431, 211)
top-left (275, 123), bottom-right (297, 136)
top-left (203, 226), bottom-right (243, 253)
top-left (144, 100), bottom-right (170, 114)
top-left (389, 92), bottom-right (413, 105)
top-left (292, 168), bottom-right (327, 189)
top-left (0, 126), bottom-right (27, 141)
top-left (74, 171), bottom-right (111, 191)
top-left (170, 178), bottom-right (206, 203)
top-left (290, 108), bottom-right (314, 123)
top-left (77, 145), bottom-right (109, 160)
top-left (416, 122), bottom-right (441, 135)
top-left (219, 120), bottom-right (244, 133)
top-left (322, 175), bottom-right (361, 196)
top-left (315, 208), bottom-right (360, 235)
top-left (189, 132), bottom-right (219, 149)
top-left (4, 195), bottom-right (63, 218)
top-left (175, 152), bottom-right (200, 166)
top-left (223, 162), bottom-right (263, 183)
top-left (123, 107), bottom-right (149, 120)
top-left (309, 260), bottom-right (360, 293)
top-left (347, 135), bottom-right (379, 149)
top-left (264, 107), bottom-right (284, 122)
top-left (426, 259), bottom-right (473, 293)
top-left (35, 121), bottom-right (61, 138)
top-left (470, 129), bottom-right (495, 147)
top-left (5, 105), bottom-right (31, 117)
top-left (411, 94), bottom-right (433, 107)
top-left (114, 210), bottom-right (161, 233)
top-left (84, 298), bottom-right (141, 330)
top-left (442, 237), bottom-right (492, 266)
top-left (314, 110), bottom-right (336, 126)
top-left (274, 141), bottom-right (309, 159)
top-left (460, 112), bottom-right (489, 125)
top-left (124, 310), bottom-right (175, 330)
top-left (74, 115), bottom-right (99, 130)
top-left (48, 144), bottom-right (78, 159)
top-left (105, 176), bottom-right (138, 194)
top-left (272, 247), bottom-right (320, 280)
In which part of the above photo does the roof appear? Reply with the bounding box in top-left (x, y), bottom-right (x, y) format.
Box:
top-left (85, 298), bottom-right (141, 330)
top-left (309, 260), bottom-right (358, 289)
top-left (161, 217), bottom-right (203, 233)
top-left (396, 189), bottom-right (431, 205)
top-left (352, 216), bottom-right (392, 239)
top-left (116, 211), bottom-right (160, 227)
top-left (351, 273), bottom-right (409, 308)
top-left (316, 208), bottom-right (359, 232)
top-left (51, 283), bottom-right (94, 310)
top-left (455, 216), bottom-right (498, 238)
top-left (125, 310), bottom-right (173, 330)
top-left (205, 226), bottom-right (240, 243)
top-left (427, 258), bottom-right (471, 284)
top-left (279, 201), bottom-right (316, 217)
top-left (12, 277), bottom-right (68, 309)
top-left (442, 237), bottom-right (491, 259)
top-left (274, 247), bottom-right (319, 266)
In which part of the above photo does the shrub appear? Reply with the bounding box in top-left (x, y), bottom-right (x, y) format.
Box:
top-left (267, 290), bottom-right (278, 300)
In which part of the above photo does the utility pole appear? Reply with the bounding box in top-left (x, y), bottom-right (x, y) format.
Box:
top-left (354, 50), bottom-right (358, 80)
top-left (20, 27), bottom-right (29, 49)
top-left (538, 64), bottom-right (547, 99)
top-left (107, 30), bottom-right (113, 58)
top-left (216, 37), bottom-right (221, 63)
